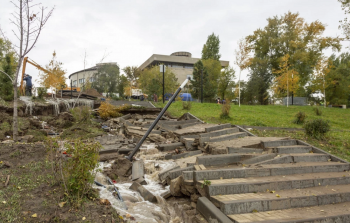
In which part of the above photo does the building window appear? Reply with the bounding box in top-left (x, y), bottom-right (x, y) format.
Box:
top-left (184, 64), bottom-right (193, 69)
top-left (79, 78), bottom-right (85, 84)
top-left (187, 75), bottom-right (193, 80)
top-left (72, 80), bottom-right (77, 87)
top-left (172, 63), bottom-right (183, 68)
top-left (89, 77), bottom-right (95, 82)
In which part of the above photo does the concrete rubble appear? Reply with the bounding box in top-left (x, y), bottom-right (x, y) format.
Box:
top-left (97, 111), bottom-right (350, 223)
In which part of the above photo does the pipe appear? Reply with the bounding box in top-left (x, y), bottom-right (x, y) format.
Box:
top-left (127, 78), bottom-right (189, 161)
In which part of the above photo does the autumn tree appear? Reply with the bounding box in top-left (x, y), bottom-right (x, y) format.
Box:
top-left (122, 66), bottom-right (140, 86)
top-left (0, 0), bottom-right (54, 141)
top-left (234, 38), bottom-right (251, 107)
top-left (92, 63), bottom-right (121, 97)
top-left (202, 33), bottom-right (221, 61)
top-left (311, 57), bottom-right (334, 107)
top-left (39, 51), bottom-right (66, 96)
top-left (246, 11), bottom-right (341, 100)
top-left (138, 65), bottom-right (178, 98)
top-left (217, 66), bottom-right (235, 100)
top-left (272, 54), bottom-right (300, 106)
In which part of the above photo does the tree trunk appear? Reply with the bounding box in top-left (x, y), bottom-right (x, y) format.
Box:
top-left (238, 69), bottom-right (241, 107)
top-left (13, 84), bottom-right (19, 141)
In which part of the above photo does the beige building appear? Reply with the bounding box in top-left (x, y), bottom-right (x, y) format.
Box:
top-left (68, 62), bottom-right (118, 88)
top-left (139, 52), bottom-right (229, 84)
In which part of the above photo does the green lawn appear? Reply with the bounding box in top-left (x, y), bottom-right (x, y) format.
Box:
top-left (154, 102), bottom-right (350, 161)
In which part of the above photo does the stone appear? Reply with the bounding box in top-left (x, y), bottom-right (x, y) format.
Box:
top-left (129, 181), bottom-right (157, 203)
top-left (191, 193), bottom-right (200, 203)
top-left (170, 175), bottom-right (183, 197)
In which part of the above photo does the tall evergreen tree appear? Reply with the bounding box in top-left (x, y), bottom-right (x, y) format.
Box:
top-left (190, 60), bottom-right (217, 100)
top-left (0, 53), bottom-right (15, 101)
top-left (201, 33), bottom-right (221, 61)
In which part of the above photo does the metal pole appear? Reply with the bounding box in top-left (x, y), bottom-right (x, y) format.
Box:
top-left (163, 64), bottom-right (165, 104)
top-left (127, 78), bottom-right (189, 161)
top-left (70, 80), bottom-right (72, 99)
top-left (201, 69), bottom-right (203, 103)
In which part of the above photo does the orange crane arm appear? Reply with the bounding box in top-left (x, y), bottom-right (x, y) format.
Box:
top-left (20, 57), bottom-right (52, 95)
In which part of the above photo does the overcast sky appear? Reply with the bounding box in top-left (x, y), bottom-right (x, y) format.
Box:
top-left (0, 0), bottom-right (347, 87)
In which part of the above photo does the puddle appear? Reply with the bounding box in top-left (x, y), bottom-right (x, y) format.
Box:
top-left (95, 144), bottom-right (181, 223)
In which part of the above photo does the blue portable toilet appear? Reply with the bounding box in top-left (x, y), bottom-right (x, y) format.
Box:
top-left (180, 93), bottom-right (193, 101)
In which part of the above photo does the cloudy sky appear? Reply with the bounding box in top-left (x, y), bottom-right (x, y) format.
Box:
top-left (0, 0), bottom-right (347, 87)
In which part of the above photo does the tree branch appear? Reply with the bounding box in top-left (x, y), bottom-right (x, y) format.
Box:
top-left (0, 70), bottom-right (14, 83)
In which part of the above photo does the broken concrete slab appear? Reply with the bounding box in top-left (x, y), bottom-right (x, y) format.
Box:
top-left (168, 150), bottom-right (202, 160)
top-left (159, 165), bottom-right (180, 181)
top-left (132, 160), bottom-right (144, 181)
top-left (227, 147), bottom-right (263, 154)
top-left (118, 149), bottom-right (133, 154)
top-left (174, 124), bottom-right (218, 136)
top-left (262, 139), bottom-right (297, 148)
top-left (196, 154), bottom-right (257, 166)
top-left (204, 123), bottom-right (232, 133)
top-left (161, 191), bottom-right (172, 199)
top-left (129, 181), bottom-right (157, 203)
top-left (168, 166), bottom-right (195, 180)
top-left (158, 142), bottom-right (184, 151)
top-left (240, 153), bottom-right (276, 165)
top-left (200, 127), bottom-right (239, 138)
top-left (196, 197), bottom-right (233, 223)
top-left (200, 132), bottom-right (248, 146)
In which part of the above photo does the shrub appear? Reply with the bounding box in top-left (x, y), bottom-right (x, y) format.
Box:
top-left (293, 111), bottom-right (306, 124)
top-left (314, 107), bottom-right (322, 116)
top-left (70, 106), bottom-right (91, 124)
top-left (304, 119), bottom-right (330, 139)
top-left (37, 87), bottom-right (47, 99)
top-left (220, 99), bottom-right (231, 118)
top-left (182, 101), bottom-right (192, 110)
top-left (98, 102), bottom-right (130, 120)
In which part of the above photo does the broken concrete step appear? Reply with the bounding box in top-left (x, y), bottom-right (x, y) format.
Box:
top-left (255, 154), bottom-right (331, 165)
top-left (196, 154), bottom-right (257, 166)
top-left (198, 171), bottom-right (350, 196)
top-left (118, 148), bottom-right (133, 154)
top-left (196, 197), bottom-right (233, 223)
top-left (205, 123), bottom-right (232, 133)
top-left (200, 132), bottom-right (248, 146)
top-left (211, 184), bottom-right (350, 215)
top-left (129, 181), bottom-right (157, 203)
top-left (194, 162), bottom-right (350, 181)
top-left (240, 154), bottom-right (276, 165)
top-left (182, 138), bottom-right (196, 150)
top-left (158, 165), bottom-right (180, 181)
top-left (228, 201), bottom-right (350, 223)
top-left (132, 160), bottom-right (144, 181)
top-left (200, 127), bottom-right (239, 138)
top-left (262, 139), bottom-right (297, 148)
top-left (228, 147), bottom-right (263, 154)
top-left (165, 150), bottom-right (202, 160)
top-left (158, 119), bottom-right (199, 125)
top-left (168, 166), bottom-right (195, 180)
top-left (273, 145), bottom-right (312, 153)
top-left (99, 146), bottom-right (119, 155)
top-left (180, 135), bottom-right (199, 141)
top-left (158, 142), bottom-right (184, 151)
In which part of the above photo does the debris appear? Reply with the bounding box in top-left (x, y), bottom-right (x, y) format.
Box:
top-left (129, 181), bottom-right (157, 203)
top-left (58, 202), bottom-right (66, 208)
top-left (32, 213), bottom-right (37, 218)
top-left (99, 199), bottom-right (111, 205)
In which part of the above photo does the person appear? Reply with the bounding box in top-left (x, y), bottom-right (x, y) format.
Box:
top-left (23, 74), bottom-right (32, 96)
top-left (217, 98), bottom-right (221, 104)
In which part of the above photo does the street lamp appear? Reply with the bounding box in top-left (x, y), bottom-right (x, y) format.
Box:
top-left (160, 64), bottom-right (166, 103)
top-left (292, 72), bottom-right (294, 106)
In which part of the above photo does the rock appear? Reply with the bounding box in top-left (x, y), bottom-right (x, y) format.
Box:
top-left (191, 193), bottom-right (200, 203)
top-left (191, 202), bottom-right (196, 209)
top-left (170, 175), bottom-right (183, 197)
top-left (183, 204), bottom-right (192, 210)
top-left (148, 134), bottom-right (166, 143)
top-left (99, 199), bottom-right (111, 205)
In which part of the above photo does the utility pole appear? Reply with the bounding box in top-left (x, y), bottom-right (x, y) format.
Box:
top-left (70, 80), bottom-right (72, 99)
top-left (201, 69), bottom-right (203, 103)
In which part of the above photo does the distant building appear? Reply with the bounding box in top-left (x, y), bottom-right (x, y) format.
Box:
top-left (139, 52), bottom-right (229, 84)
top-left (68, 62), bottom-right (118, 88)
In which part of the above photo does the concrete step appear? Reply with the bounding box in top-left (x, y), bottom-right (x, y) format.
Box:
top-left (200, 127), bottom-right (240, 138)
top-left (241, 154), bottom-right (276, 165)
top-left (272, 145), bottom-right (312, 154)
top-left (157, 142), bottom-right (184, 151)
top-left (228, 201), bottom-right (350, 223)
top-left (211, 184), bottom-right (350, 215)
top-left (205, 123), bottom-right (232, 133)
top-left (196, 197), bottom-right (233, 223)
top-left (254, 154), bottom-right (331, 165)
top-left (200, 132), bottom-right (248, 146)
top-left (197, 171), bottom-right (350, 196)
top-left (262, 139), bottom-right (297, 148)
top-left (194, 162), bottom-right (350, 181)
top-left (228, 147), bottom-right (264, 154)
top-left (165, 149), bottom-right (202, 160)
top-left (196, 154), bottom-right (258, 166)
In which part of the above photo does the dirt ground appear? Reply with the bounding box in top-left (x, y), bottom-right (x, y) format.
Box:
top-left (0, 142), bottom-right (124, 223)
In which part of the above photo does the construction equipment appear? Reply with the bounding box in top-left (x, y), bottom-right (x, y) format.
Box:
top-left (20, 57), bottom-right (51, 96)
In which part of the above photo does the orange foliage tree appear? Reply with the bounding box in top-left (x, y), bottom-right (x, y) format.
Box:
top-left (39, 51), bottom-right (66, 96)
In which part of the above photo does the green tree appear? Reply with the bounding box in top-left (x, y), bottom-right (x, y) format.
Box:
top-left (92, 63), bottom-right (121, 97)
top-left (118, 75), bottom-right (128, 98)
top-left (190, 60), bottom-right (217, 100)
top-left (138, 65), bottom-right (178, 97)
top-left (0, 53), bottom-right (16, 101)
top-left (122, 66), bottom-right (140, 87)
top-left (201, 33), bottom-right (221, 61)
top-left (246, 11), bottom-right (341, 94)
top-left (218, 66), bottom-right (235, 100)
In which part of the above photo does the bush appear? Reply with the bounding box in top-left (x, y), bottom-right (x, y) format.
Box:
top-left (304, 119), bottom-right (330, 139)
top-left (98, 102), bottom-right (130, 120)
top-left (46, 138), bottom-right (101, 207)
top-left (314, 107), bottom-right (322, 116)
top-left (70, 106), bottom-right (91, 124)
top-left (293, 111), bottom-right (306, 124)
top-left (182, 101), bottom-right (192, 110)
top-left (37, 87), bottom-right (47, 99)
top-left (220, 99), bottom-right (231, 118)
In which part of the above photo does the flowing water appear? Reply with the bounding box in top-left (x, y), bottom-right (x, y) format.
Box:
top-left (95, 144), bottom-right (182, 223)
top-left (19, 96), bottom-right (35, 115)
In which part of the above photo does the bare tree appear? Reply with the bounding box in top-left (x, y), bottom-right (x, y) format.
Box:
top-left (0, 0), bottom-right (54, 141)
top-left (234, 38), bottom-right (251, 107)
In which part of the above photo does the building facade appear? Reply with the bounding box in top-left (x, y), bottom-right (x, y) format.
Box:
top-left (139, 52), bottom-right (229, 84)
top-left (68, 62), bottom-right (118, 88)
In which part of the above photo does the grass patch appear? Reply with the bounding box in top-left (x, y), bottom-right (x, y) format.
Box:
top-left (60, 123), bottom-right (103, 140)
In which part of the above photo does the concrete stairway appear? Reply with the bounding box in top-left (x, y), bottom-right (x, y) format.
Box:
top-left (191, 138), bottom-right (350, 222)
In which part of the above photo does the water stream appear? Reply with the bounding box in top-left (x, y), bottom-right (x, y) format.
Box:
top-left (95, 144), bottom-right (182, 223)
top-left (19, 96), bottom-right (35, 115)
